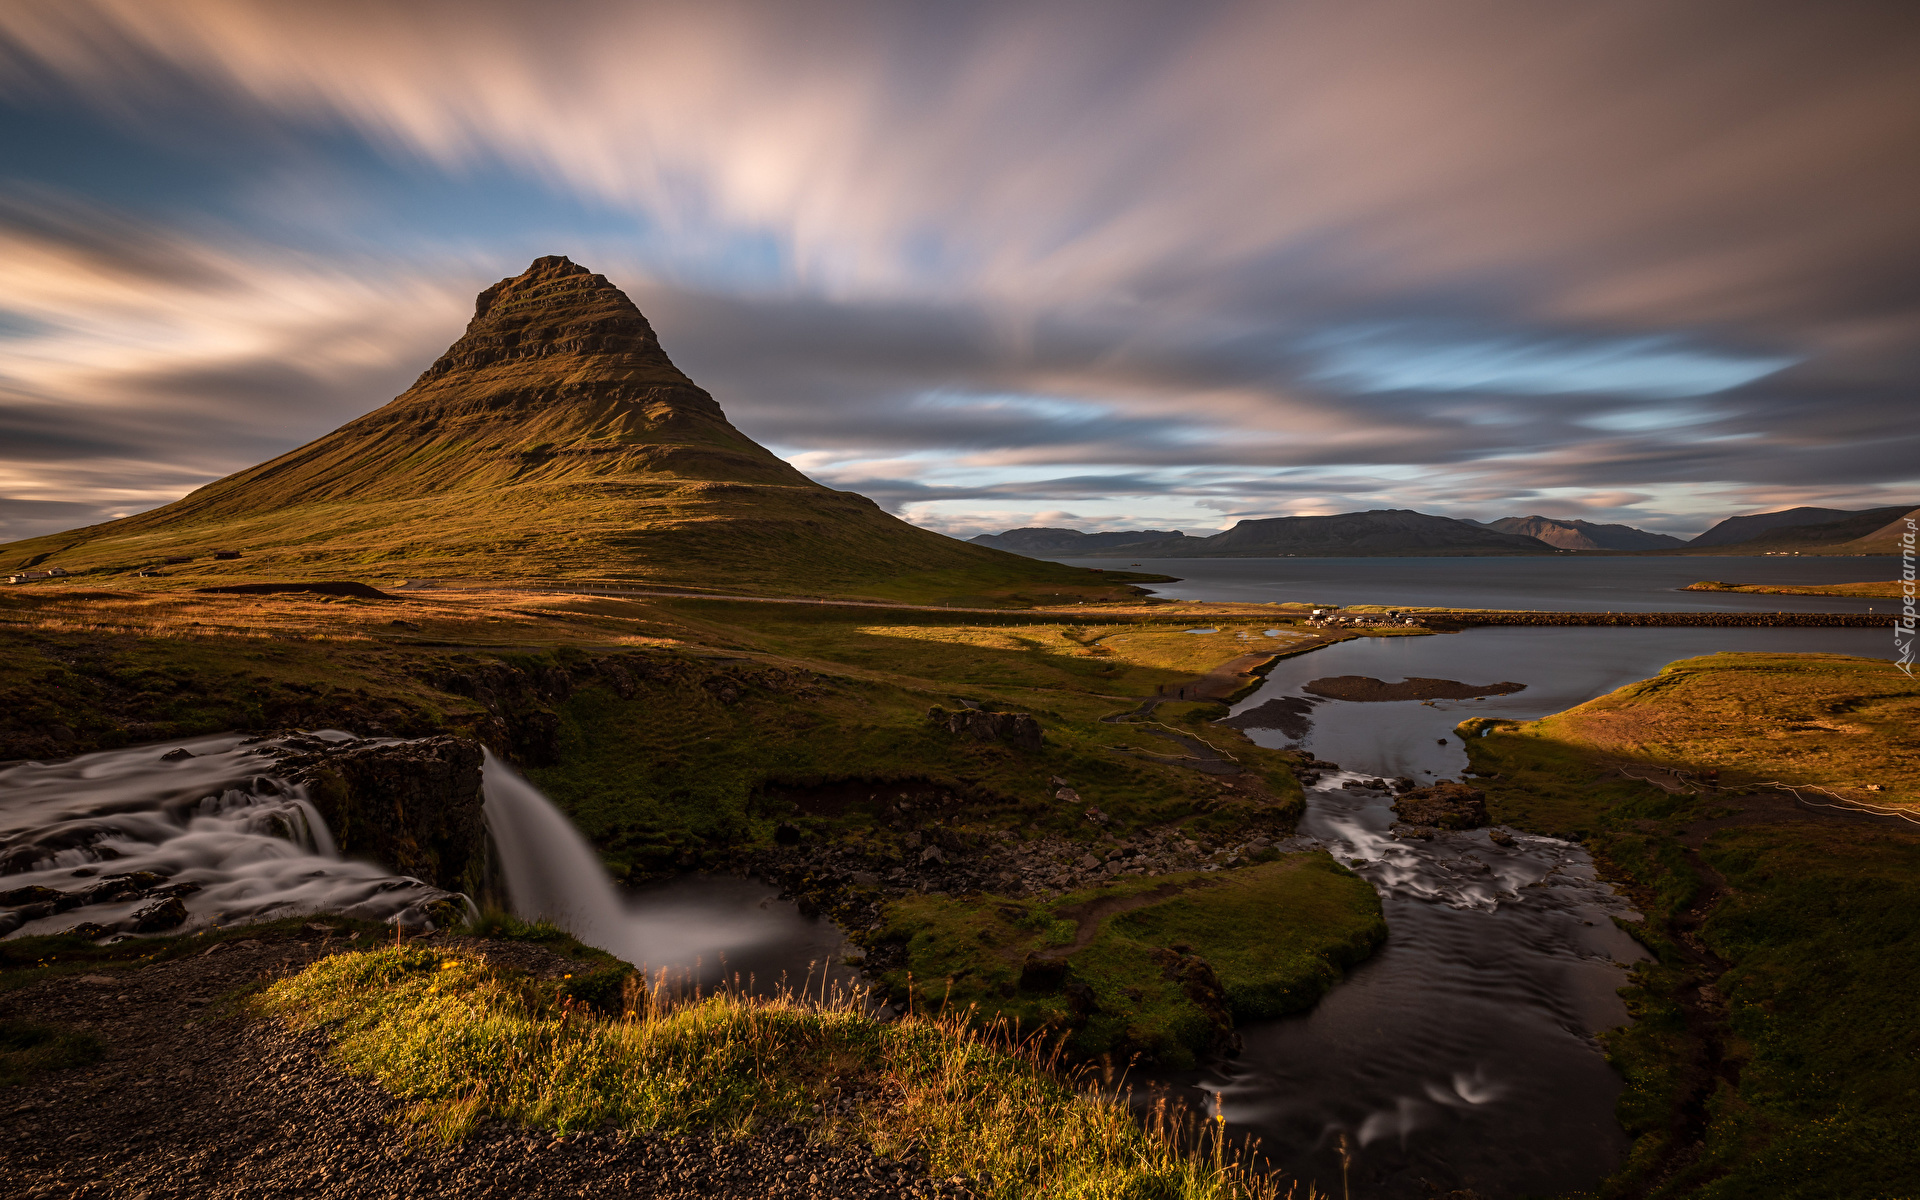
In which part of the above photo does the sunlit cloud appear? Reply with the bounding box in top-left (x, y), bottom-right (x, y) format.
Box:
top-left (0, 0), bottom-right (1914, 541)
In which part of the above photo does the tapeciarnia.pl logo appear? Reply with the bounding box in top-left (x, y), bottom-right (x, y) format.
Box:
top-left (1898, 515), bottom-right (1916, 677)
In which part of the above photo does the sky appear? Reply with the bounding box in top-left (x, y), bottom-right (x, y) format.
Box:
top-left (1, 0), bottom-right (1917, 543)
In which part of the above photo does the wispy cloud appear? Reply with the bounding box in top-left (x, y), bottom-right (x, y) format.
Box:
top-left (0, 0), bottom-right (1915, 540)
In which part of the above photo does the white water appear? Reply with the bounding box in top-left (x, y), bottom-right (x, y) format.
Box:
top-left (0, 732), bottom-right (467, 938)
top-left (481, 752), bottom-right (855, 990)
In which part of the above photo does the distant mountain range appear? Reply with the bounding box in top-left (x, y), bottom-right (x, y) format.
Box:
top-left (970, 504), bottom-right (1916, 559)
top-left (1466, 516), bottom-right (1686, 551)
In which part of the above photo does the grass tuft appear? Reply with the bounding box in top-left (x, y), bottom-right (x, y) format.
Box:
top-left (256, 946), bottom-right (1305, 1198)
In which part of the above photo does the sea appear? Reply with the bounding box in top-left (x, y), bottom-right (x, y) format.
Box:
top-left (1043, 553), bottom-right (1897, 612)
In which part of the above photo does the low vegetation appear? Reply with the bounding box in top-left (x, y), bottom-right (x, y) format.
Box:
top-left (255, 944), bottom-right (1294, 1200)
top-left (874, 856), bottom-right (1384, 1068)
top-left (1683, 579), bottom-right (1903, 599)
top-left (0, 1018), bottom-right (105, 1086)
top-left (1461, 651), bottom-right (1920, 1199)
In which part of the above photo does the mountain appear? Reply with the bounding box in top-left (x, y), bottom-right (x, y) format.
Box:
top-left (991, 510), bottom-right (1556, 558)
top-left (1480, 516), bottom-right (1686, 551)
top-left (0, 256), bottom-right (1133, 605)
top-left (968, 528), bottom-right (1190, 556)
top-left (1689, 506), bottom-right (1871, 547)
top-left (1832, 507), bottom-right (1919, 554)
top-left (1687, 505), bottom-right (1916, 555)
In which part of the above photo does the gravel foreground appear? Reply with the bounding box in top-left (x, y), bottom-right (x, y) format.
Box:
top-left (0, 929), bottom-right (955, 1199)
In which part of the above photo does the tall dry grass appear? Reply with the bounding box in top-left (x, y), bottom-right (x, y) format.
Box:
top-left (257, 946), bottom-right (1311, 1199)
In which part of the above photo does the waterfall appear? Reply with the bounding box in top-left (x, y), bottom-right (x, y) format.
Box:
top-left (0, 732), bottom-right (467, 939)
top-left (478, 751), bottom-right (857, 989)
top-left (479, 750), bottom-right (637, 955)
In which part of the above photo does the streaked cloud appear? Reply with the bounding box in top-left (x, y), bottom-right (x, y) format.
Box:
top-left (0, 0), bottom-right (1915, 541)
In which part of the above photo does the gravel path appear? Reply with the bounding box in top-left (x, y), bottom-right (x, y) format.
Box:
top-left (1, 929), bottom-right (955, 1199)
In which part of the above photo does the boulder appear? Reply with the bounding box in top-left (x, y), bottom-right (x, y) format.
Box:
top-left (1394, 781), bottom-right (1489, 829)
top-left (129, 896), bottom-right (187, 932)
top-left (926, 706), bottom-right (1043, 752)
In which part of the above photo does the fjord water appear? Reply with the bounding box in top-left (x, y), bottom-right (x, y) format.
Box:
top-left (1234, 625), bottom-right (1896, 778)
top-left (483, 754), bottom-right (856, 995)
top-left (1050, 553), bottom-right (1895, 611)
top-left (1190, 625), bottom-right (1894, 1197)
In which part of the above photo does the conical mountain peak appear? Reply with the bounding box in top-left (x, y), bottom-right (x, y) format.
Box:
top-left (0, 258), bottom-right (1117, 603)
top-left (417, 254), bottom-right (681, 385)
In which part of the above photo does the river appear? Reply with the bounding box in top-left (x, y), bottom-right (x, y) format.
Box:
top-left (1167, 623), bottom-right (1896, 1197)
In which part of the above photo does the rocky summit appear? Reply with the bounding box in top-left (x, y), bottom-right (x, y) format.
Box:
top-left (0, 257), bottom-right (1125, 604)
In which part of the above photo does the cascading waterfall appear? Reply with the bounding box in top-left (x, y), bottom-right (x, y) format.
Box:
top-left (0, 732), bottom-right (468, 939)
top-left (479, 751), bottom-right (856, 991)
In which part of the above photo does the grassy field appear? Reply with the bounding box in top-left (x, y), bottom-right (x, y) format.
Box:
top-left (1461, 651), bottom-right (1920, 1199)
top-left (251, 942), bottom-right (1291, 1199)
top-left (0, 584), bottom-right (1351, 867)
top-left (874, 856), bottom-right (1384, 1068)
top-left (1683, 580), bottom-right (1905, 599)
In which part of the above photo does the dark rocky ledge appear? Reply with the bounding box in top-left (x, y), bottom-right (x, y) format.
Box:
top-left (271, 735), bottom-right (488, 896)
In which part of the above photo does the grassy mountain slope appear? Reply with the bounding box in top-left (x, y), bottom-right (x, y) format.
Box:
top-left (1680, 505), bottom-right (1913, 556)
top-left (1832, 506), bottom-right (1918, 554)
top-left (0, 257), bottom-right (1135, 606)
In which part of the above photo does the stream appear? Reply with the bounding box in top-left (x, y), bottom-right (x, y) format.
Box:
top-left (2, 625), bottom-right (1896, 1196)
top-left (0, 735), bottom-right (852, 998)
top-left (1177, 624), bottom-right (1897, 1197)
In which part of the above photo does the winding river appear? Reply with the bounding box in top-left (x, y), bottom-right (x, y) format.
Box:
top-left (1177, 624), bottom-right (1897, 1197)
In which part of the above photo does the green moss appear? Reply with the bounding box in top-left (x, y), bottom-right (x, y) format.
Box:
top-left (877, 856), bottom-right (1384, 1068)
top-left (1103, 855), bottom-right (1385, 1019)
top-left (0, 1019), bottom-right (106, 1086)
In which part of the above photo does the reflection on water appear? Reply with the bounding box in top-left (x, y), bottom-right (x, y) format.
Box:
top-left (483, 753), bottom-right (856, 995)
top-left (1183, 626), bottom-right (1895, 1197)
top-left (1049, 554), bottom-right (1896, 612)
top-left (1193, 775), bottom-right (1644, 1197)
top-left (1234, 625), bottom-right (1895, 778)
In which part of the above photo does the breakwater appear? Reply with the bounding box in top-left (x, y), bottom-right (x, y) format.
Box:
top-left (1428, 610), bottom-right (1887, 627)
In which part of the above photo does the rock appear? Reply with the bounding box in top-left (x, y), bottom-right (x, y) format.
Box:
top-left (1055, 787), bottom-right (1080, 802)
top-left (286, 736), bottom-right (487, 894)
top-left (1394, 781), bottom-right (1489, 830)
top-left (1488, 828), bottom-right (1516, 847)
top-left (927, 706), bottom-right (1044, 752)
top-left (56, 922), bottom-right (109, 940)
top-left (1063, 980), bottom-right (1099, 1020)
top-left (0, 884), bottom-right (61, 906)
top-left (920, 845), bottom-right (945, 865)
top-left (1018, 953), bottom-right (1071, 993)
top-left (849, 870), bottom-right (879, 887)
top-left (774, 823), bottom-right (803, 846)
top-left (1083, 805), bottom-right (1109, 824)
top-left (160, 748), bottom-right (195, 761)
top-left (129, 896), bottom-right (188, 932)
top-left (1148, 946), bottom-right (1239, 1055)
